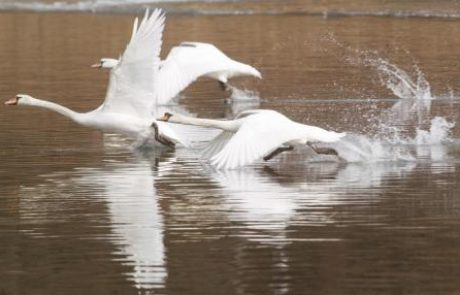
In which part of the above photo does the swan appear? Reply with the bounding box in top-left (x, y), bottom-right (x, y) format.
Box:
top-left (92, 41), bottom-right (262, 105)
top-left (158, 109), bottom-right (346, 169)
top-left (5, 9), bottom-right (185, 148)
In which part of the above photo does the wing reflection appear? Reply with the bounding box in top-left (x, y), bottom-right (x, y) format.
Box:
top-left (15, 157), bottom-right (167, 291)
top-left (76, 160), bottom-right (166, 290)
top-left (208, 158), bottom-right (418, 245)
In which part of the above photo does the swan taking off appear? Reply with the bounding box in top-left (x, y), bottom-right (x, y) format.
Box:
top-left (92, 41), bottom-right (262, 105)
top-left (5, 9), bottom-right (185, 148)
top-left (158, 110), bottom-right (346, 169)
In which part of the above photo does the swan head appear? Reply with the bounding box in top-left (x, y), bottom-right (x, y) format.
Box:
top-left (158, 112), bottom-right (173, 122)
top-left (91, 58), bottom-right (119, 69)
top-left (4, 94), bottom-right (35, 106)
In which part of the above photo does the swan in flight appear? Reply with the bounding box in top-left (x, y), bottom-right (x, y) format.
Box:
top-left (92, 41), bottom-right (262, 105)
top-left (5, 9), bottom-right (185, 148)
top-left (158, 109), bottom-right (346, 169)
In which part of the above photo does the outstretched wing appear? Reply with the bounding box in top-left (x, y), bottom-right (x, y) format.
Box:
top-left (153, 42), bottom-right (259, 105)
top-left (202, 131), bottom-right (234, 159)
top-left (101, 9), bottom-right (164, 117)
top-left (209, 110), bottom-right (344, 169)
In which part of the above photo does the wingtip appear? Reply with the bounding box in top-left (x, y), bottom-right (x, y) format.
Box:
top-left (130, 17), bottom-right (139, 41)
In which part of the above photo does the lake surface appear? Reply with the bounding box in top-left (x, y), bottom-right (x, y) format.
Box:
top-left (1, 3), bottom-right (460, 294)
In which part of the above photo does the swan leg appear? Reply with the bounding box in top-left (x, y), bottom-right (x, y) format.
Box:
top-left (307, 142), bottom-right (338, 156)
top-left (151, 122), bottom-right (176, 148)
top-left (263, 145), bottom-right (294, 161)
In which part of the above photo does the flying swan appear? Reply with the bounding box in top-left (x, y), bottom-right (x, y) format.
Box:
top-left (158, 109), bottom-right (346, 169)
top-left (92, 42), bottom-right (262, 105)
top-left (5, 9), bottom-right (185, 148)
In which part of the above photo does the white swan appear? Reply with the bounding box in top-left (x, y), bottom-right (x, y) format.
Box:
top-left (5, 9), bottom-right (185, 147)
top-left (93, 42), bottom-right (262, 105)
top-left (158, 109), bottom-right (346, 169)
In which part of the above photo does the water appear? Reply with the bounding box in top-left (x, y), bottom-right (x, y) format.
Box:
top-left (2, 4), bottom-right (460, 294)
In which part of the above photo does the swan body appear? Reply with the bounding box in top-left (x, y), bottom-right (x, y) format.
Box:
top-left (5, 10), bottom-right (186, 147)
top-left (94, 42), bottom-right (262, 105)
top-left (158, 109), bottom-right (346, 169)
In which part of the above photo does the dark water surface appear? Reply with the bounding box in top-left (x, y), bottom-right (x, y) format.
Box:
top-left (2, 9), bottom-right (460, 295)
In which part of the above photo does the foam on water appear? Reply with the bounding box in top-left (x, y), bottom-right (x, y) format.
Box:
top-left (415, 117), bottom-right (455, 145)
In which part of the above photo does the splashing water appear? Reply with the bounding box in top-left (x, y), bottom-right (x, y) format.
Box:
top-left (415, 116), bottom-right (455, 145)
top-left (227, 85), bottom-right (260, 102)
top-left (364, 56), bottom-right (434, 131)
top-left (223, 85), bottom-right (261, 115)
top-left (362, 56), bottom-right (454, 147)
top-left (321, 39), bottom-right (455, 163)
top-left (361, 57), bottom-right (453, 161)
top-left (365, 57), bottom-right (432, 101)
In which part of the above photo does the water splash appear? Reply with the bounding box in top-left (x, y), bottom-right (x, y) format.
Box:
top-left (415, 117), bottom-right (455, 145)
top-left (365, 57), bottom-right (432, 101)
top-left (362, 56), bottom-right (450, 147)
top-left (226, 85), bottom-right (260, 102)
top-left (322, 39), bottom-right (455, 163)
top-left (224, 85), bottom-right (261, 115)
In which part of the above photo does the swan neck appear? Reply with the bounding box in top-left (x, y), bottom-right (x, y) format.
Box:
top-left (29, 99), bottom-right (83, 123)
top-left (170, 115), bottom-right (237, 131)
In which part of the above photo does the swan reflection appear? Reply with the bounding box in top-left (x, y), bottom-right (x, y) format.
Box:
top-left (75, 160), bottom-right (166, 290)
top-left (17, 158), bottom-right (167, 291)
top-left (208, 156), bottom-right (419, 245)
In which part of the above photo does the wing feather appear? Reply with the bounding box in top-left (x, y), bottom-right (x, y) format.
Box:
top-left (101, 9), bottom-right (165, 117)
top-left (202, 131), bottom-right (234, 159)
top-left (153, 42), bottom-right (256, 105)
top-left (209, 111), bottom-right (345, 169)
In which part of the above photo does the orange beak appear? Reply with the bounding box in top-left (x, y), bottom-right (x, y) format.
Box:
top-left (91, 63), bottom-right (102, 68)
top-left (4, 97), bottom-right (18, 106)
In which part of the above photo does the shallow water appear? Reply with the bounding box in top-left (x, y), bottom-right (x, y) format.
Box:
top-left (2, 7), bottom-right (460, 295)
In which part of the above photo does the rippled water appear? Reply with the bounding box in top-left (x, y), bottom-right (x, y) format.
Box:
top-left (2, 6), bottom-right (460, 294)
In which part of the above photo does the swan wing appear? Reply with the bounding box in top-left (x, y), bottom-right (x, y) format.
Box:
top-left (202, 131), bottom-right (234, 159)
top-left (202, 109), bottom-right (268, 158)
top-left (209, 110), bottom-right (346, 169)
top-left (209, 111), bottom-right (302, 169)
top-left (102, 9), bottom-right (165, 117)
top-left (153, 42), bottom-right (256, 105)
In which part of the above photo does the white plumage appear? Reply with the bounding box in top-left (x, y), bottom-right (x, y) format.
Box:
top-left (153, 42), bottom-right (262, 104)
top-left (5, 10), bottom-right (185, 147)
top-left (95, 41), bottom-right (262, 105)
top-left (159, 109), bottom-right (346, 169)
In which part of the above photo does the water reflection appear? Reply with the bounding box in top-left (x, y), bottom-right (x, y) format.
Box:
top-left (17, 158), bottom-right (167, 291)
top-left (154, 146), bottom-right (424, 246)
top-left (8, 135), bottom-right (460, 294)
top-left (76, 161), bottom-right (166, 290)
top-left (210, 157), bottom-right (419, 244)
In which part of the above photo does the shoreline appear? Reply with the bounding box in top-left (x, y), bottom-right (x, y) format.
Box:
top-left (0, 1), bottom-right (460, 20)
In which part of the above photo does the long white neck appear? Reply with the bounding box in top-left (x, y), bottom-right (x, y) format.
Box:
top-left (24, 98), bottom-right (85, 124)
top-left (169, 114), bottom-right (239, 132)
